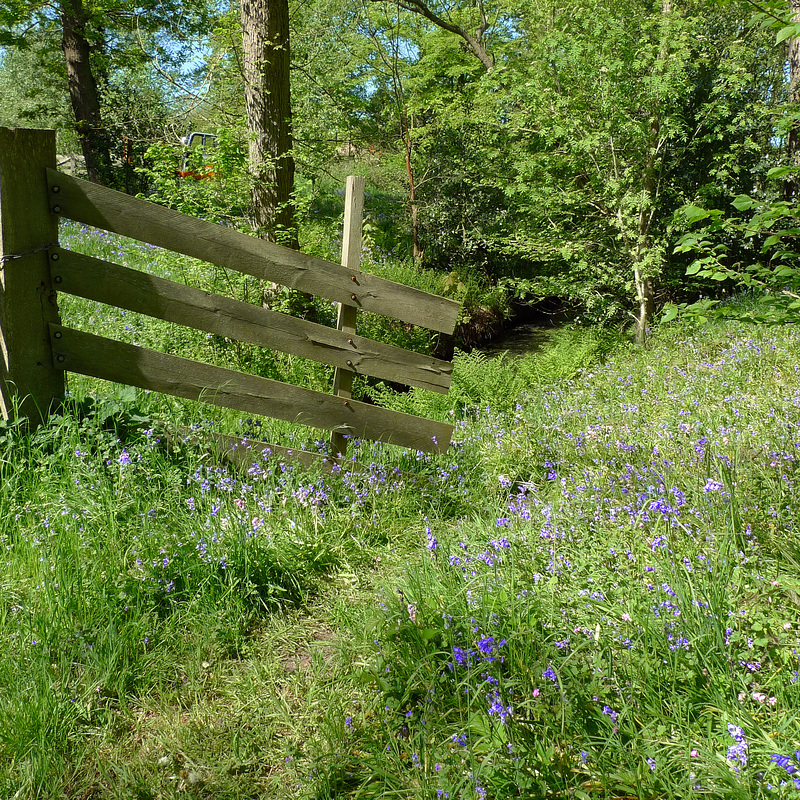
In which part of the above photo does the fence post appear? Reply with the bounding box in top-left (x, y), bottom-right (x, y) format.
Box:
top-left (0, 127), bottom-right (63, 427)
top-left (330, 175), bottom-right (365, 459)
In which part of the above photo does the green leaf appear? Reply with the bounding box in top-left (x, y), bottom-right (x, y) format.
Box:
top-left (661, 305), bottom-right (679, 323)
top-left (117, 385), bottom-right (138, 404)
top-left (732, 195), bottom-right (755, 211)
top-left (767, 165), bottom-right (796, 180)
top-left (776, 24), bottom-right (800, 45)
top-left (682, 204), bottom-right (710, 224)
top-left (711, 272), bottom-right (729, 281)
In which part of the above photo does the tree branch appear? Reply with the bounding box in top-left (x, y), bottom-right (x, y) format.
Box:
top-left (369, 0), bottom-right (494, 71)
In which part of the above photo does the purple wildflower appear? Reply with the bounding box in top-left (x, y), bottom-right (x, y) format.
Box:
top-left (602, 705), bottom-right (618, 722)
top-left (726, 724), bottom-right (748, 774)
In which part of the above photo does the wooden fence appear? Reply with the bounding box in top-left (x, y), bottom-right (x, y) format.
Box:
top-left (0, 127), bottom-right (461, 464)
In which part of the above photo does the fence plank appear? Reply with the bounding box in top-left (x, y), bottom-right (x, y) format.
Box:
top-left (0, 128), bottom-right (63, 426)
top-left (46, 169), bottom-right (460, 334)
top-left (49, 247), bottom-right (452, 393)
top-left (49, 324), bottom-right (453, 453)
top-left (331, 176), bottom-right (364, 458)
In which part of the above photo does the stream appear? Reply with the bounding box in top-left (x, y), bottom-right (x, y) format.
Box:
top-left (478, 323), bottom-right (555, 358)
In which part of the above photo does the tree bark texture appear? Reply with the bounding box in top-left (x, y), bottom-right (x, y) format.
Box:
top-left (632, 0), bottom-right (672, 344)
top-left (60, 0), bottom-right (112, 185)
top-left (786, 0), bottom-right (800, 200)
top-left (240, 0), bottom-right (297, 246)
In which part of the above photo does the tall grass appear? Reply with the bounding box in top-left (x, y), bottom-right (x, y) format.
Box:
top-left (1, 221), bottom-right (799, 798)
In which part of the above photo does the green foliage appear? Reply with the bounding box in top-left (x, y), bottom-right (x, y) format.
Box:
top-left (666, 175), bottom-right (800, 324)
top-left (1, 0), bottom-right (212, 190)
top-left (368, 326), bottom-right (625, 420)
top-left (360, 0), bottom-right (783, 324)
top-left (137, 129), bottom-right (249, 222)
top-left (0, 32), bottom-right (76, 151)
top-left (3, 266), bottom-right (800, 798)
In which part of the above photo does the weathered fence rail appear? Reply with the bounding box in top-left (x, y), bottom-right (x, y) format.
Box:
top-left (0, 127), bottom-right (461, 462)
top-left (48, 247), bottom-right (453, 393)
top-left (45, 168), bottom-right (458, 332)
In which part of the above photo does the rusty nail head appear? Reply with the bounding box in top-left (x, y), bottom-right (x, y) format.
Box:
top-left (348, 338), bottom-right (354, 345)
top-left (344, 400), bottom-right (349, 406)
top-left (350, 275), bottom-right (357, 282)
top-left (346, 360), bottom-right (352, 366)
top-left (350, 294), bottom-right (356, 301)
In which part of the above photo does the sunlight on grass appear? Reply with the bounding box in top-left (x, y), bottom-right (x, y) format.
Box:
top-left (1, 225), bottom-right (799, 798)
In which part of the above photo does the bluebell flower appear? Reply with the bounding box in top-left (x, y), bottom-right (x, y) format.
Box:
top-left (542, 664), bottom-right (557, 682)
top-left (726, 724), bottom-right (748, 774)
top-left (770, 751), bottom-right (800, 776)
top-left (602, 705), bottom-right (618, 722)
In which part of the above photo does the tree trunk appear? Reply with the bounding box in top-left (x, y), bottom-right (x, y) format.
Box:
top-left (631, 0), bottom-right (671, 344)
top-left (60, 0), bottom-right (111, 185)
top-left (786, 0), bottom-right (800, 200)
top-left (634, 269), bottom-right (655, 346)
top-left (240, 0), bottom-right (297, 247)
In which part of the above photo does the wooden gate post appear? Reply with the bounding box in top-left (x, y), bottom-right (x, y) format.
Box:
top-left (330, 175), bottom-right (366, 459)
top-left (0, 128), bottom-right (63, 427)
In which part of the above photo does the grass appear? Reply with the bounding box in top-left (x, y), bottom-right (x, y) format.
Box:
top-left (2, 223), bottom-right (800, 798)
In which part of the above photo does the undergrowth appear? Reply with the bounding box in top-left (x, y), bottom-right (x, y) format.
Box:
top-left (1, 220), bottom-right (799, 799)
